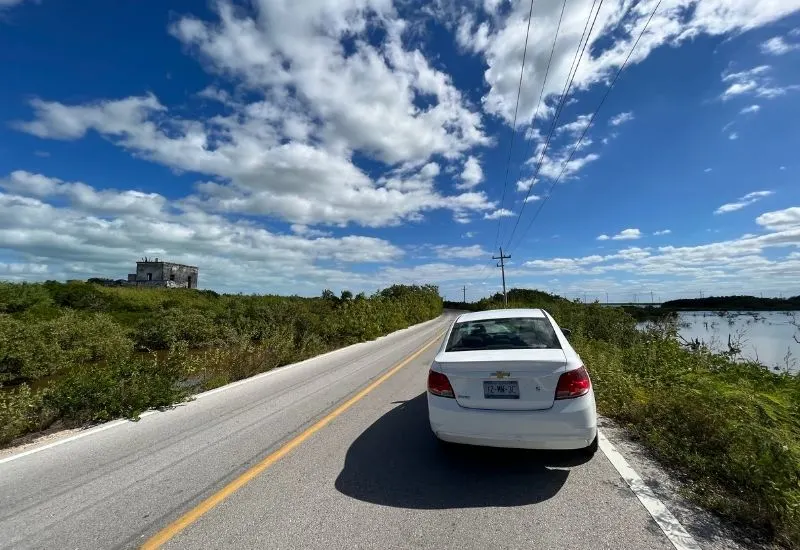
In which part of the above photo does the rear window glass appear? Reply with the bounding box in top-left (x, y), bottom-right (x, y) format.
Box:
top-left (445, 317), bottom-right (561, 352)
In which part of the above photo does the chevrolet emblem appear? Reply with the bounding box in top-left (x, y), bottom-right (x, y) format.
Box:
top-left (491, 371), bottom-right (511, 379)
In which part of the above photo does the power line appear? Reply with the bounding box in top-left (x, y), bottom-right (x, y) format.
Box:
top-left (508, 0), bottom-right (663, 253)
top-left (497, 0), bottom-right (569, 249)
top-left (492, 0), bottom-right (539, 252)
top-left (503, 0), bottom-right (604, 250)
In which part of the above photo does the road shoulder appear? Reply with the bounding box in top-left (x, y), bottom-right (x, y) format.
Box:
top-left (598, 416), bottom-right (777, 550)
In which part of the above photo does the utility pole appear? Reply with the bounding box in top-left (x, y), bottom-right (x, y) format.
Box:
top-left (650, 291), bottom-right (654, 304)
top-left (493, 247), bottom-right (511, 307)
top-left (605, 291), bottom-right (609, 304)
top-left (462, 285), bottom-right (466, 303)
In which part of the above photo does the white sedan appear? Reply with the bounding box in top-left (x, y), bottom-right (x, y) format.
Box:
top-left (427, 308), bottom-right (598, 455)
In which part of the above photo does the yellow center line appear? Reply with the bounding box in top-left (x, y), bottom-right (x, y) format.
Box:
top-left (141, 330), bottom-right (445, 549)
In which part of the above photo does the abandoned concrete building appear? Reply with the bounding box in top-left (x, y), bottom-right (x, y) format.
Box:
top-left (127, 258), bottom-right (199, 289)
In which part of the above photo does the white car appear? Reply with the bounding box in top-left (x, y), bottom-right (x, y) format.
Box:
top-left (427, 308), bottom-right (598, 455)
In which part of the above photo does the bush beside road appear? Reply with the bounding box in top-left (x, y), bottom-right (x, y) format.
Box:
top-left (0, 281), bottom-right (442, 445)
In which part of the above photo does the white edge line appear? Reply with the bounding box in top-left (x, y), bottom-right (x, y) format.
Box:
top-left (598, 431), bottom-right (703, 550)
top-left (0, 316), bottom-right (447, 465)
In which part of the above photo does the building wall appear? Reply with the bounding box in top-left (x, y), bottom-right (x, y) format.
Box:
top-left (163, 262), bottom-right (199, 289)
top-left (135, 262), bottom-right (198, 289)
top-left (136, 262), bottom-right (162, 283)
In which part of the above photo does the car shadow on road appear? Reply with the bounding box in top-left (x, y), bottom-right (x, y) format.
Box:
top-left (335, 392), bottom-right (583, 509)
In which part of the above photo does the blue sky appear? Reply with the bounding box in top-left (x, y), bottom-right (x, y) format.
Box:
top-left (1, 0), bottom-right (799, 301)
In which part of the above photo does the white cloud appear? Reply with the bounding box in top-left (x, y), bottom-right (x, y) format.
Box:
top-left (9, 178), bottom-right (797, 295)
top-left (524, 195), bottom-right (542, 203)
top-left (432, 244), bottom-right (489, 259)
top-left (461, 231), bottom-right (476, 238)
top-left (530, 148), bottom-right (600, 180)
top-left (596, 228), bottom-right (641, 241)
top-left (0, 0), bottom-right (28, 8)
top-left (14, 1), bottom-right (502, 229)
top-left (484, 208), bottom-right (514, 220)
top-left (720, 65), bottom-right (800, 101)
top-left (456, 0), bottom-right (800, 127)
top-left (14, 95), bottom-right (167, 139)
top-left (756, 207), bottom-right (800, 231)
top-left (653, 229), bottom-right (671, 236)
top-left (704, 168), bottom-right (712, 173)
top-left (0, 170), bottom-right (167, 217)
top-left (511, 222), bottom-right (800, 298)
top-left (16, 95), bottom-right (496, 228)
top-left (0, 175), bottom-right (410, 293)
top-left (761, 36), bottom-right (800, 55)
top-left (457, 156), bottom-right (484, 190)
top-left (740, 104), bottom-right (760, 114)
top-left (728, 132), bottom-right (738, 140)
top-left (609, 111), bottom-right (634, 126)
top-left (714, 190), bottom-right (774, 214)
top-left (780, 166), bottom-right (787, 170)
top-left (516, 177), bottom-right (537, 192)
top-left (556, 113), bottom-right (593, 136)
top-left (9, 0), bottom-right (800, 297)
top-left (612, 228), bottom-right (642, 240)
top-left (169, 1), bottom-right (490, 165)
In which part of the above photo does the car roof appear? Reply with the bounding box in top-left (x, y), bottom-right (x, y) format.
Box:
top-left (455, 308), bottom-right (546, 323)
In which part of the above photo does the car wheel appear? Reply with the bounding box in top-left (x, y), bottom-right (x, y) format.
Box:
top-left (579, 435), bottom-right (598, 458)
top-left (435, 435), bottom-right (457, 452)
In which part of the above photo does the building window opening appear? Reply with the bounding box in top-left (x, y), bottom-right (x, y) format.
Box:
top-left (147, 273), bottom-right (153, 281)
top-left (170, 273), bottom-right (175, 281)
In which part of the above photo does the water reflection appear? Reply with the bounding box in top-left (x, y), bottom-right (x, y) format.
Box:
top-left (676, 311), bottom-right (799, 373)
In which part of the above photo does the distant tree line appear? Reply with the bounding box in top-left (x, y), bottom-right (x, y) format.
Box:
top-left (662, 295), bottom-right (800, 311)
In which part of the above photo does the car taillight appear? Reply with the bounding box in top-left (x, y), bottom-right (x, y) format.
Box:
top-left (428, 370), bottom-right (455, 398)
top-left (555, 366), bottom-right (591, 399)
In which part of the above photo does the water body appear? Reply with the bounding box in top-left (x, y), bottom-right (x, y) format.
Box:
top-left (676, 311), bottom-right (799, 373)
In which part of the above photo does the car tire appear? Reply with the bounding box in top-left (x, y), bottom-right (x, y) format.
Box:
top-left (435, 435), bottom-right (457, 452)
top-left (579, 435), bottom-right (598, 458)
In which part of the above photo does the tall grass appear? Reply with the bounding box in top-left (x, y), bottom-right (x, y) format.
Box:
top-left (471, 289), bottom-right (800, 548)
top-left (0, 281), bottom-right (442, 445)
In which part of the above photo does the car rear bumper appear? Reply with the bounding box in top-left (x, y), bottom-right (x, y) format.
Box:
top-left (428, 391), bottom-right (597, 450)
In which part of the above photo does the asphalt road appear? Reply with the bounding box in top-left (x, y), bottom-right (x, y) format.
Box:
top-left (1, 313), bottom-right (679, 549)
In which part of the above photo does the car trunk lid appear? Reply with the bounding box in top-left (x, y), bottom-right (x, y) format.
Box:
top-left (437, 349), bottom-right (567, 410)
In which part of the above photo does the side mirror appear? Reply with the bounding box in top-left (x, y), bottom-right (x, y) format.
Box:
top-left (561, 328), bottom-right (572, 338)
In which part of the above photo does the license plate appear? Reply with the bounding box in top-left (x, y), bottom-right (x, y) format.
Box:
top-left (483, 381), bottom-right (519, 399)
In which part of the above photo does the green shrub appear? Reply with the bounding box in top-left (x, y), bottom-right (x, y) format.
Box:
top-left (133, 308), bottom-right (237, 350)
top-left (0, 311), bottom-right (132, 383)
top-left (0, 384), bottom-right (50, 445)
top-left (45, 347), bottom-right (192, 424)
top-left (0, 282), bottom-right (53, 314)
top-left (0, 283), bottom-right (443, 449)
top-left (0, 315), bottom-right (64, 382)
top-left (43, 281), bottom-right (110, 311)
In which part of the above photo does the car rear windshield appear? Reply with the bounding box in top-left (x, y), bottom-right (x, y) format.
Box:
top-left (445, 317), bottom-right (561, 352)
